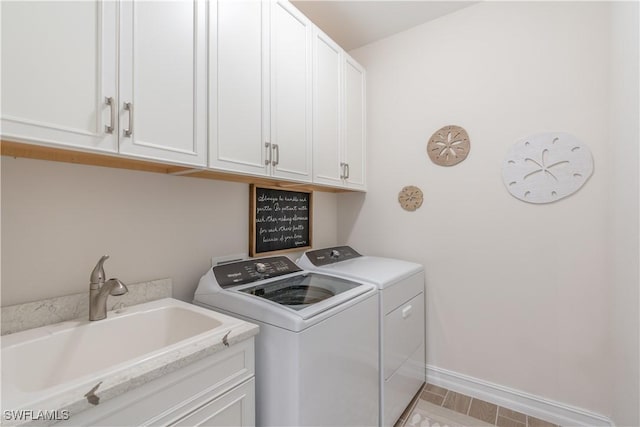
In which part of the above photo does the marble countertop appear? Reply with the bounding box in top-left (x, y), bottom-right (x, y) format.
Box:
top-left (1, 278), bottom-right (173, 336)
top-left (1, 298), bottom-right (259, 426)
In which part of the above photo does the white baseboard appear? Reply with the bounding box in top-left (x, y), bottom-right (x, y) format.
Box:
top-left (426, 365), bottom-right (615, 427)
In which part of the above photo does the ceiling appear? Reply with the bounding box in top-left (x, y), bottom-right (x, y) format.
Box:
top-left (291, 1), bottom-right (476, 51)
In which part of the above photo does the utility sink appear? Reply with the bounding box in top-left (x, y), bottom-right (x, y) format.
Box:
top-left (1, 298), bottom-right (253, 416)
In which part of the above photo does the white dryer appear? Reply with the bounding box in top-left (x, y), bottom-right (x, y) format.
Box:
top-left (298, 246), bottom-right (425, 427)
top-left (194, 255), bottom-right (379, 427)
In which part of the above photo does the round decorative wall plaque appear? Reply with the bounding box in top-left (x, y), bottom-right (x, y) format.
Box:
top-left (427, 125), bottom-right (471, 166)
top-left (398, 185), bottom-right (424, 212)
top-left (501, 132), bottom-right (594, 204)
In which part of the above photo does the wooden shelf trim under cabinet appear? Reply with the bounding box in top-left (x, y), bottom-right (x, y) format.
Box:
top-left (0, 140), bottom-right (351, 193)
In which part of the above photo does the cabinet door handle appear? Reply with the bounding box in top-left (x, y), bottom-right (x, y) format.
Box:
top-left (272, 144), bottom-right (279, 167)
top-left (123, 102), bottom-right (133, 137)
top-left (264, 142), bottom-right (272, 166)
top-left (345, 163), bottom-right (350, 180)
top-left (104, 97), bottom-right (115, 134)
top-left (340, 162), bottom-right (346, 179)
top-left (402, 305), bottom-right (413, 319)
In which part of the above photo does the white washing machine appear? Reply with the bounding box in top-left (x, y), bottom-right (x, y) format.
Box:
top-left (193, 255), bottom-right (379, 427)
top-left (298, 246), bottom-right (425, 427)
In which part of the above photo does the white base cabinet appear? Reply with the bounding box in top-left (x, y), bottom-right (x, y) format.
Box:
top-left (56, 339), bottom-right (255, 427)
top-left (169, 379), bottom-right (255, 427)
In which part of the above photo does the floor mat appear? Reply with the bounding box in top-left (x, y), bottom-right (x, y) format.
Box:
top-left (406, 399), bottom-right (494, 427)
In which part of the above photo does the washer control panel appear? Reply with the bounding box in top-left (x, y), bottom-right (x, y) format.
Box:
top-left (303, 246), bottom-right (362, 266)
top-left (213, 256), bottom-right (302, 288)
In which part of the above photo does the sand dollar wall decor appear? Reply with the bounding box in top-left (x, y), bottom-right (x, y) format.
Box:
top-left (502, 132), bottom-right (594, 204)
top-left (427, 125), bottom-right (471, 166)
top-left (398, 185), bottom-right (424, 212)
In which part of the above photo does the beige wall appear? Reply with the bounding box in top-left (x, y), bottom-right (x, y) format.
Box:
top-left (1, 157), bottom-right (338, 305)
top-left (341, 1), bottom-right (615, 416)
top-left (609, 2), bottom-right (640, 426)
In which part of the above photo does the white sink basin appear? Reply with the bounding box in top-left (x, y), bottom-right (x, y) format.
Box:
top-left (4, 304), bottom-right (221, 392)
top-left (1, 298), bottom-right (253, 415)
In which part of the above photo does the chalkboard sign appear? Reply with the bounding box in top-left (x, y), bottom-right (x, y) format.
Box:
top-left (250, 185), bottom-right (313, 256)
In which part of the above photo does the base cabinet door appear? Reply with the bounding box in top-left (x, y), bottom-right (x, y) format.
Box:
top-left (55, 339), bottom-right (255, 427)
top-left (118, 0), bottom-right (207, 166)
top-left (172, 379), bottom-right (255, 427)
top-left (1, 1), bottom-right (117, 152)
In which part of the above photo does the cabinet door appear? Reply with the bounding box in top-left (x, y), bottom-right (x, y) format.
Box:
top-left (1, 1), bottom-right (117, 152)
top-left (270, 0), bottom-right (313, 182)
top-left (119, 0), bottom-right (207, 166)
top-left (209, 0), bottom-right (270, 176)
top-left (312, 29), bottom-right (343, 187)
top-left (172, 379), bottom-right (255, 427)
top-left (343, 55), bottom-right (367, 190)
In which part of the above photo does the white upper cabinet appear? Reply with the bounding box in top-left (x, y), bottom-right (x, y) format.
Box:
top-left (209, 0), bottom-right (270, 176)
top-left (1, 1), bottom-right (118, 152)
top-left (2, 0), bottom-right (364, 188)
top-left (210, 0), bottom-right (313, 183)
top-left (269, 0), bottom-right (313, 182)
top-left (343, 55), bottom-right (367, 190)
top-left (1, 0), bottom-right (207, 167)
top-left (312, 30), bottom-right (367, 191)
top-left (312, 29), bottom-right (343, 187)
top-left (118, 0), bottom-right (207, 166)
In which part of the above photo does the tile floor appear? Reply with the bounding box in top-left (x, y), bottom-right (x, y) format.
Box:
top-left (396, 384), bottom-right (560, 427)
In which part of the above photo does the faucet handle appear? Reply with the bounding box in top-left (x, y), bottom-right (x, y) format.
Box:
top-left (90, 255), bottom-right (110, 286)
top-left (105, 278), bottom-right (128, 296)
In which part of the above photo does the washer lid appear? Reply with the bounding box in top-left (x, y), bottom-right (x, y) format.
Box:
top-left (238, 273), bottom-right (366, 313)
top-left (298, 251), bottom-right (423, 289)
top-left (194, 269), bottom-right (376, 331)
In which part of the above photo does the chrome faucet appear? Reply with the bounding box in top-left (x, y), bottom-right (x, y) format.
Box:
top-left (89, 255), bottom-right (128, 321)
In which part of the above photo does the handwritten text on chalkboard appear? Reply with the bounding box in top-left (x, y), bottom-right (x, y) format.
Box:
top-left (251, 186), bottom-right (312, 255)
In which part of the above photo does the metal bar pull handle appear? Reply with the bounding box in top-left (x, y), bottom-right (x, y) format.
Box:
top-left (402, 305), bottom-right (413, 319)
top-left (264, 142), bottom-right (272, 166)
top-left (345, 163), bottom-right (350, 180)
top-left (340, 162), bottom-right (346, 179)
top-left (272, 144), bottom-right (279, 166)
top-left (123, 102), bottom-right (133, 137)
top-left (104, 97), bottom-right (115, 134)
